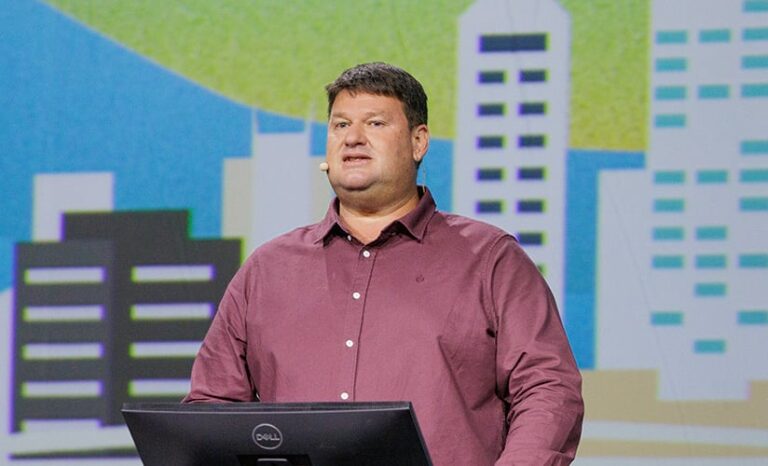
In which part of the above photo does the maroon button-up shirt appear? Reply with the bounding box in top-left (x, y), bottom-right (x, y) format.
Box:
top-left (185, 189), bottom-right (583, 465)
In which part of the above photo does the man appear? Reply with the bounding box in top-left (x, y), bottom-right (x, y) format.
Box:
top-left (185, 62), bottom-right (584, 465)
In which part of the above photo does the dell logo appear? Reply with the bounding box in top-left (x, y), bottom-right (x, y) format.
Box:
top-left (252, 423), bottom-right (283, 450)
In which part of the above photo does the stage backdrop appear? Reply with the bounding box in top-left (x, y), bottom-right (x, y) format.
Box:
top-left (1, 0), bottom-right (767, 464)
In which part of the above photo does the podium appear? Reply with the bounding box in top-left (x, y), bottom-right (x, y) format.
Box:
top-left (122, 401), bottom-right (432, 466)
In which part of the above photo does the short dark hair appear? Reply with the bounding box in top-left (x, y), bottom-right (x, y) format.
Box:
top-left (325, 62), bottom-right (428, 129)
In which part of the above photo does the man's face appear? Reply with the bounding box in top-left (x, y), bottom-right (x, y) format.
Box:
top-left (325, 90), bottom-right (428, 204)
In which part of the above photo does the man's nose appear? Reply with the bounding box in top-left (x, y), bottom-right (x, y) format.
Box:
top-left (344, 123), bottom-right (366, 146)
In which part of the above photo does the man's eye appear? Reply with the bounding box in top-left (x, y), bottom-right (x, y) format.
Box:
top-left (370, 121), bottom-right (385, 127)
top-left (335, 122), bottom-right (349, 129)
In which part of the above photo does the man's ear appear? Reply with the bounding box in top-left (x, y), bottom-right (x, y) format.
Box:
top-left (411, 124), bottom-right (430, 163)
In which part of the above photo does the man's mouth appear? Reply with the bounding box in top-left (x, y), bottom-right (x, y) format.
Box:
top-left (342, 154), bottom-right (371, 163)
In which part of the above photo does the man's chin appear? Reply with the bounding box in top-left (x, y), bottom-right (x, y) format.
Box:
top-left (330, 178), bottom-right (375, 194)
top-left (335, 186), bottom-right (375, 198)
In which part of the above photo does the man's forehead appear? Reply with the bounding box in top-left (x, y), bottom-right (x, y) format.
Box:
top-left (329, 91), bottom-right (404, 117)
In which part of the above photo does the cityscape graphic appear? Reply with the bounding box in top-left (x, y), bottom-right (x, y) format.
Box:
top-left (0, 0), bottom-right (766, 463)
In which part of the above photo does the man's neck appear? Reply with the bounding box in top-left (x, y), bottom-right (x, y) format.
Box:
top-left (338, 190), bottom-right (420, 244)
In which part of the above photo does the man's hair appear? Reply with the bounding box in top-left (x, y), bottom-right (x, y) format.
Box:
top-left (325, 62), bottom-right (428, 129)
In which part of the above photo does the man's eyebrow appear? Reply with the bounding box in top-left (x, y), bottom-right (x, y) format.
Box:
top-left (330, 110), bottom-right (390, 120)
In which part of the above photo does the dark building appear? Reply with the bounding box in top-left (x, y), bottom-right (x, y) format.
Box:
top-left (12, 211), bottom-right (240, 432)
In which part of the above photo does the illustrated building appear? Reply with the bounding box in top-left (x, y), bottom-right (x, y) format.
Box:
top-left (597, 0), bottom-right (768, 399)
top-left (12, 211), bottom-right (240, 432)
top-left (223, 113), bottom-right (332, 255)
top-left (454, 0), bottom-right (571, 305)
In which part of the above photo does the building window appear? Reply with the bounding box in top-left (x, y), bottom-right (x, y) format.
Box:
top-left (131, 303), bottom-right (213, 321)
top-left (697, 170), bottom-right (728, 184)
top-left (651, 311), bottom-right (683, 325)
top-left (24, 266), bottom-right (105, 285)
top-left (740, 168), bottom-right (768, 183)
top-left (744, 0), bottom-right (768, 13)
top-left (741, 140), bottom-right (768, 155)
top-left (695, 254), bottom-right (727, 269)
top-left (696, 226), bottom-right (727, 240)
top-left (654, 170), bottom-right (685, 184)
top-left (698, 85), bottom-right (729, 99)
top-left (518, 167), bottom-right (546, 180)
top-left (739, 254), bottom-right (768, 268)
top-left (476, 200), bottom-right (503, 214)
top-left (738, 310), bottom-right (768, 325)
top-left (655, 86), bottom-right (687, 100)
top-left (654, 198), bottom-right (685, 212)
top-left (652, 255), bottom-right (684, 269)
top-left (22, 342), bottom-right (103, 360)
top-left (22, 380), bottom-right (103, 398)
top-left (740, 197), bottom-right (768, 211)
top-left (655, 114), bottom-right (686, 128)
top-left (477, 136), bottom-right (504, 149)
top-left (653, 227), bottom-right (684, 241)
top-left (477, 103), bottom-right (505, 116)
top-left (742, 55), bottom-right (768, 69)
top-left (699, 29), bottom-right (731, 43)
top-left (517, 199), bottom-right (545, 213)
top-left (519, 69), bottom-right (547, 83)
top-left (518, 135), bottom-right (546, 148)
top-left (694, 339), bottom-right (726, 354)
top-left (480, 33), bottom-right (547, 52)
top-left (519, 102), bottom-right (546, 115)
top-left (478, 71), bottom-right (505, 84)
top-left (741, 83), bottom-right (768, 98)
top-left (477, 168), bottom-right (504, 181)
top-left (517, 232), bottom-right (544, 245)
top-left (656, 30), bottom-right (687, 44)
top-left (695, 283), bottom-right (727, 297)
top-left (131, 264), bottom-right (214, 283)
top-left (24, 305), bottom-right (104, 322)
top-left (655, 57), bottom-right (687, 72)
top-left (743, 27), bottom-right (768, 41)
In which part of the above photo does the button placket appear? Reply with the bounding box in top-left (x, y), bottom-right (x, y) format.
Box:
top-left (336, 244), bottom-right (376, 402)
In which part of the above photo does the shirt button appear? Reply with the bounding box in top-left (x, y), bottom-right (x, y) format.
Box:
top-left (345, 340), bottom-right (354, 348)
top-left (340, 392), bottom-right (349, 400)
top-left (362, 250), bottom-right (371, 258)
top-left (346, 235), bottom-right (352, 242)
top-left (352, 292), bottom-right (361, 300)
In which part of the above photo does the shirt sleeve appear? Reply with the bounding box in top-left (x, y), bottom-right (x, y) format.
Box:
top-left (183, 260), bottom-right (257, 403)
top-left (488, 236), bottom-right (584, 465)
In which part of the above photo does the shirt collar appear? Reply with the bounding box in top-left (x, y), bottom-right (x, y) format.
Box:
top-left (312, 186), bottom-right (437, 245)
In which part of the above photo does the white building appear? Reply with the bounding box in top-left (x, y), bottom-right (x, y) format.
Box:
top-left (598, 0), bottom-right (768, 399)
top-left (454, 0), bottom-right (570, 306)
top-left (223, 112), bottom-right (333, 254)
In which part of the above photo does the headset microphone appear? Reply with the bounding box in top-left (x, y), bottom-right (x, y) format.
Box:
top-left (319, 162), bottom-right (329, 172)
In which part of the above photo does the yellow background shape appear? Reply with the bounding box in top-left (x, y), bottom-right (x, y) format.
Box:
top-left (48, 0), bottom-right (648, 149)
